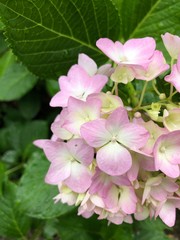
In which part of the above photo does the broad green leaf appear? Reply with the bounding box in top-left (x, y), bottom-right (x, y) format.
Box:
top-left (0, 120), bottom-right (48, 158)
top-left (56, 211), bottom-right (134, 240)
top-left (57, 212), bottom-right (102, 240)
top-left (0, 181), bottom-right (30, 239)
top-left (0, 50), bottom-right (38, 101)
top-left (100, 222), bottom-right (133, 240)
top-left (134, 219), bottom-right (171, 240)
top-left (112, 0), bottom-right (180, 44)
top-left (19, 120), bottom-right (49, 158)
top-left (0, 0), bottom-right (120, 78)
top-left (129, 0), bottom-right (180, 40)
top-left (112, 0), bottom-right (157, 41)
top-left (17, 151), bottom-right (74, 219)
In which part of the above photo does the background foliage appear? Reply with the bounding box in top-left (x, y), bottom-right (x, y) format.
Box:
top-left (0, 0), bottom-right (179, 239)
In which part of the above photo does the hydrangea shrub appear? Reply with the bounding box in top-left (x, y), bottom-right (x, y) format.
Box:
top-left (34, 32), bottom-right (180, 227)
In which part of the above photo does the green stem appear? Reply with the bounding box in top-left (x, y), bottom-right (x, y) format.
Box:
top-left (152, 79), bottom-right (161, 95)
top-left (124, 82), bottom-right (139, 107)
top-left (115, 82), bottom-right (118, 96)
top-left (169, 58), bottom-right (175, 98)
top-left (137, 81), bottom-right (148, 108)
top-left (6, 163), bottom-right (24, 175)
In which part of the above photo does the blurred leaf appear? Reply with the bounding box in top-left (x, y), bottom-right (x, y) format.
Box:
top-left (1, 150), bottom-right (19, 164)
top-left (0, 128), bottom-right (9, 153)
top-left (0, 0), bottom-right (120, 78)
top-left (0, 32), bottom-right (7, 54)
top-left (0, 20), bottom-right (4, 30)
top-left (100, 222), bottom-right (133, 240)
top-left (45, 79), bottom-right (59, 97)
top-left (19, 120), bottom-right (49, 157)
top-left (56, 211), bottom-right (134, 240)
top-left (19, 90), bottom-right (41, 120)
top-left (0, 181), bottom-right (30, 239)
top-left (0, 162), bottom-right (5, 196)
top-left (1, 120), bottom-right (48, 158)
top-left (57, 212), bottom-right (102, 240)
top-left (17, 151), bottom-right (74, 219)
top-left (43, 219), bottom-right (59, 240)
top-left (0, 50), bottom-right (38, 101)
top-left (134, 219), bottom-right (171, 240)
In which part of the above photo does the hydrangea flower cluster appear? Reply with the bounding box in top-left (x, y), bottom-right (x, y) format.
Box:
top-left (34, 32), bottom-right (180, 227)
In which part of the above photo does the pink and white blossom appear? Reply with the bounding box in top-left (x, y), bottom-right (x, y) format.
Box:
top-left (165, 54), bottom-right (180, 92)
top-left (96, 37), bottom-right (156, 67)
top-left (161, 32), bottom-right (180, 59)
top-left (153, 131), bottom-right (180, 178)
top-left (81, 107), bottom-right (149, 176)
top-left (50, 65), bottom-right (108, 107)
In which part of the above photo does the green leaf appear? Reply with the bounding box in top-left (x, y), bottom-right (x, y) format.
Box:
top-left (112, 0), bottom-right (157, 41)
top-left (0, 50), bottom-right (38, 101)
top-left (0, 19), bottom-right (4, 30)
top-left (17, 151), bottom-right (74, 219)
top-left (0, 0), bottom-right (120, 78)
top-left (100, 222), bottom-right (133, 240)
top-left (19, 90), bottom-right (41, 120)
top-left (134, 219), bottom-right (171, 240)
top-left (0, 32), bottom-right (7, 54)
top-left (129, 0), bottom-right (180, 39)
top-left (45, 79), bottom-right (59, 97)
top-left (113, 0), bottom-right (180, 44)
top-left (0, 162), bottom-right (5, 196)
top-left (19, 120), bottom-right (49, 157)
top-left (57, 212), bottom-right (102, 240)
top-left (0, 181), bottom-right (30, 239)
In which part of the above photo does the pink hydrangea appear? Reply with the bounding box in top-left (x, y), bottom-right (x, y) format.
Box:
top-left (35, 33), bottom-right (180, 228)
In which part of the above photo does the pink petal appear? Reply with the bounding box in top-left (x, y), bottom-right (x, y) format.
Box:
top-left (80, 119), bottom-right (111, 147)
top-left (157, 159), bottom-right (179, 178)
top-left (50, 91), bottom-right (70, 107)
top-left (161, 178), bottom-right (179, 193)
top-left (45, 161), bottom-right (71, 184)
top-left (51, 120), bottom-right (73, 140)
top-left (158, 201), bottom-right (176, 227)
top-left (89, 169), bottom-right (113, 198)
top-left (87, 74), bottom-right (108, 93)
top-left (104, 185), bottom-right (119, 209)
top-left (33, 139), bottom-right (48, 149)
top-left (123, 37), bottom-right (156, 64)
top-left (165, 56), bottom-right (180, 92)
top-left (64, 97), bottom-right (101, 135)
top-left (105, 107), bottom-right (129, 135)
top-left (119, 186), bottom-right (137, 214)
top-left (67, 138), bottom-right (94, 166)
top-left (117, 123), bottom-right (149, 150)
top-left (78, 53), bottom-right (97, 76)
top-left (134, 50), bottom-right (169, 81)
top-left (161, 32), bottom-right (180, 59)
top-left (96, 142), bottom-right (132, 176)
top-left (96, 38), bottom-right (124, 63)
top-left (127, 157), bottom-right (139, 181)
top-left (150, 186), bottom-right (168, 201)
top-left (153, 131), bottom-right (180, 176)
top-left (36, 140), bottom-right (69, 163)
top-left (64, 162), bottom-right (92, 193)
